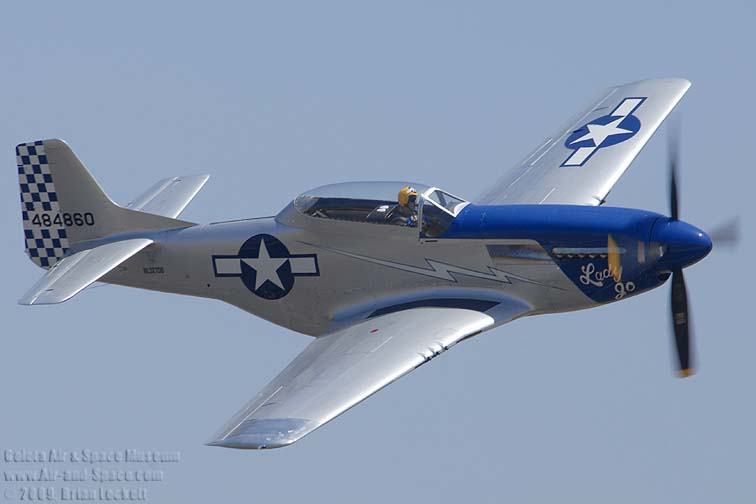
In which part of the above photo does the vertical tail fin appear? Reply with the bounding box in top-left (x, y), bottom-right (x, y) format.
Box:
top-left (17, 139), bottom-right (195, 269)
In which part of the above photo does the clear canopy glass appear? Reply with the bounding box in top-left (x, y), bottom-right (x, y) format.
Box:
top-left (294, 181), bottom-right (429, 225)
top-left (293, 181), bottom-right (468, 236)
top-left (419, 187), bottom-right (469, 238)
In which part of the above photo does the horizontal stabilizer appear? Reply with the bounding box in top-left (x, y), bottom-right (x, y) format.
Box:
top-left (127, 175), bottom-right (209, 219)
top-left (19, 238), bottom-right (153, 305)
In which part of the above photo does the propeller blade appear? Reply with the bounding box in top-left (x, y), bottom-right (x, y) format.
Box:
top-left (708, 216), bottom-right (740, 247)
top-left (670, 268), bottom-right (694, 377)
top-left (668, 123), bottom-right (680, 221)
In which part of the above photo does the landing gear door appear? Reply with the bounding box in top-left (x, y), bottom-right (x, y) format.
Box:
top-left (418, 187), bottom-right (469, 242)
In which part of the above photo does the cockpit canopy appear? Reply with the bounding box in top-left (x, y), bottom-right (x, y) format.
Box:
top-left (293, 181), bottom-right (468, 238)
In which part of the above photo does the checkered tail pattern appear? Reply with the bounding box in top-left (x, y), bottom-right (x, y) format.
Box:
top-left (17, 141), bottom-right (70, 269)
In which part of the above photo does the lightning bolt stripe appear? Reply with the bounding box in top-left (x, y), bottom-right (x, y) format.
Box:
top-left (303, 242), bottom-right (561, 289)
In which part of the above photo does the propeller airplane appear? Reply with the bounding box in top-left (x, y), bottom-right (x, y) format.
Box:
top-left (16, 78), bottom-right (736, 449)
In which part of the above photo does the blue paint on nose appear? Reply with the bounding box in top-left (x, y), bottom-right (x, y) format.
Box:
top-left (652, 219), bottom-right (712, 270)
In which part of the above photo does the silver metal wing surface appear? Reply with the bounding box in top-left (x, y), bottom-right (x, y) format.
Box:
top-left (208, 301), bottom-right (530, 449)
top-left (476, 77), bottom-right (690, 206)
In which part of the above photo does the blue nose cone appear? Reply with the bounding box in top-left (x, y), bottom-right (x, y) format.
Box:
top-left (652, 219), bottom-right (712, 270)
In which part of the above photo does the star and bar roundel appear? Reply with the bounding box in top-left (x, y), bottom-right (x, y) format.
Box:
top-left (212, 234), bottom-right (319, 299)
top-left (561, 97), bottom-right (646, 167)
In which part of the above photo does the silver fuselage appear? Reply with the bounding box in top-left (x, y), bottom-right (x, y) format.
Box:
top-left (102, 204), bottom-right (595, 336)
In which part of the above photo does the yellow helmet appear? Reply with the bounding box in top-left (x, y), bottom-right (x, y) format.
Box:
top-left (398, 186), bottom-right (417, 206)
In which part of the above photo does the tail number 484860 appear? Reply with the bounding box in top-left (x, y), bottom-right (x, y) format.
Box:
top-left (31, 212), bottom-right (95, 227)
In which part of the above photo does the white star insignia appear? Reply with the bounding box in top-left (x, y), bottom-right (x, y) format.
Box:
top-left (571, 117), bottom-right (632, 148)
top-left (242, 239), bottom-right (288, 290)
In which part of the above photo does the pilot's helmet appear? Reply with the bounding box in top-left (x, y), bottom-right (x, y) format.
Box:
top-left (398, 186), bottom-right (418, 207)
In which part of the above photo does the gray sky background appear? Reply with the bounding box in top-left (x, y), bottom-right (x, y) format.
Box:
top-left (1, 1), bottom-right (754, 502)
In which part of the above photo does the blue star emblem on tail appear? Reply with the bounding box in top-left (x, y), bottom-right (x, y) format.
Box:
top-left (561, 97), bottom-right (646, 167)
top-left (212, 234), bottom-right (319, 299)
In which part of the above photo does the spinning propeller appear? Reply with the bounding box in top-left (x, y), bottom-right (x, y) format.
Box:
top-left (606, 124), bottom-right (739, 377)
top-left (659, 126), bottom-right (737, 377)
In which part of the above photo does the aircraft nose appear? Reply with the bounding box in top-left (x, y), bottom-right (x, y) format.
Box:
top-left (652, 219), bottom-right (712, 270)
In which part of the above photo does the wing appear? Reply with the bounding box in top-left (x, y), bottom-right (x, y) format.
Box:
top-left (208, 301), bottom-right (529, 449)
top-left (476, 78), bottom-right (691, 206)
top-left (127, 175), bottom-right (209, 218)
top-left (18, 238), bottom-right (153, 305)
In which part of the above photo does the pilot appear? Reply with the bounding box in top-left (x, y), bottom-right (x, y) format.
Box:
top-left (389, 186), bottom-right (418, 226)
